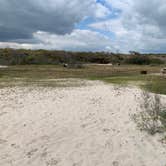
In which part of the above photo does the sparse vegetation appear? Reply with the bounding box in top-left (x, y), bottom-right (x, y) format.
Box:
top-left (125, 55), bottom-right (164, 65)
top-left (132, 92), bottom-right (165, 135)
top-left (0, 48), bottom-right (165, 65)
top-left (0, 64), bottom-right (164, 89)
top-left (100, 75), bottom-right (166, 95)
top-left (0, 48), bottom-right (165, 94)
top-left (132, 91), bottom-right (166, 141)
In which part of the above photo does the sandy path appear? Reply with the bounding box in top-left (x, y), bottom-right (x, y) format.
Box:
top-left (0, 81), bottom-right (166, 166)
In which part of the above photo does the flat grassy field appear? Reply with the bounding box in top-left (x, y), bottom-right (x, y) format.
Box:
top-left (0, 64), bottom-right (165, 94)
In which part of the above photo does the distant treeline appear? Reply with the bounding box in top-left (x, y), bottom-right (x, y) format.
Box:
top-left (0, 48), bottom-right (165, 65)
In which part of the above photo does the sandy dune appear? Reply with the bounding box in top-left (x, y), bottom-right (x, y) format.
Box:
top-left (0, 80), bottom-right (166, 166)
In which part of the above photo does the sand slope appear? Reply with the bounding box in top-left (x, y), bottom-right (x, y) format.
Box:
top-left (0, 81), bottom-right (166, 166)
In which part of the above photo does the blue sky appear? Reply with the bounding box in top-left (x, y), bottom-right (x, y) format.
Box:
top-left (75, 0), bottom-right (119, 39)
top-left (0, 0), bottom-right (166, 53)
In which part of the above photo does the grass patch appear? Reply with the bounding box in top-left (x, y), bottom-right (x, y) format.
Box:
top-left (143, 77), bottom-right (166, 95)
top-left (96, 75), bottom-right (166, 95)
top-left (0, 64), bottom-right (165, 94)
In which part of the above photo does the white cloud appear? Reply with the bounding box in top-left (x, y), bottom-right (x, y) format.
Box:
top-left (90, 19), bottom-right (128, 37)
top-left (0, 0), bottom-right (166, 52)
top-left (0, 29), bottom-right (115, 52)
top-left (0, 42), bottom-right (33, 49)
top-left (0, 0), bottom-right (108, 41)
top-left (90, 0), bottom-right (166, 52)
top-left (105, 0), bottom-right (132, 10)
top-left (94, 3), bottom-right (110, 18)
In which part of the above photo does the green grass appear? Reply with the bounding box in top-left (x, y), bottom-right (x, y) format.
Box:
top-left (96, 75), bottom-right (166, 95)
top-left (144, 77), bottom-right (166, 95)
top-left (0, 64), bottom-right (165, 94)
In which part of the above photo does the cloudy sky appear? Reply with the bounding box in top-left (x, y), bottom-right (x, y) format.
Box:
top-left (0, 0), bottom-right (166, 53)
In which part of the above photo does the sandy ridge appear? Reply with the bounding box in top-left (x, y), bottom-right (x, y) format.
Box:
top-left (0, 80), bottom-right (166, 166)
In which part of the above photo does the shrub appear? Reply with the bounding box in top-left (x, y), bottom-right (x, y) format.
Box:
top-left (125, 55), bottom-right (151, 65)
top-left (150, 58), bottom-right (164, 64)
top-left (140, 70), bottom-right (147, 75)
top-left (133, 92), bottom-right (166, 135)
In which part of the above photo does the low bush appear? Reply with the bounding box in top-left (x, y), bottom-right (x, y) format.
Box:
top-left (125, 55), bottom-right (151, 65)
top-left (133, 91), bottom-right (166, 135)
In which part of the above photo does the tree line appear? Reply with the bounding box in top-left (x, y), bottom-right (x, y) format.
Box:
top-left (0, 48), bottom-right (165, 65)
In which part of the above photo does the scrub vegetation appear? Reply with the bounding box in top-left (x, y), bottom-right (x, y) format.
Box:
top-left (0, 48), bottom-right (165, 94)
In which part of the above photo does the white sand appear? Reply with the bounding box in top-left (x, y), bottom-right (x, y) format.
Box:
top-left (0, 80), bottom-right (166, 166)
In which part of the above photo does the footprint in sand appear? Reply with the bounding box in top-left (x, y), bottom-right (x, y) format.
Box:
top-left (0, 112), bottom-right (7, 117)
top-left (27, 148), bottom-right (38, 158)
top-left (112, 161), bottom-right (119, 166)
top-left (0, 139), bottom-right (7, 144)
top-left (46, 158), bottom-right (59, 166)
